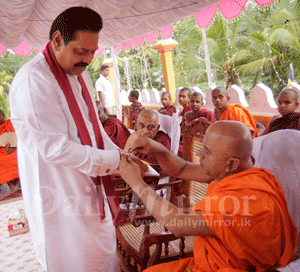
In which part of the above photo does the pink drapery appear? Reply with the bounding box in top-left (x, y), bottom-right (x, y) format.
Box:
top-left (0, 0), bottom-right (276, 56)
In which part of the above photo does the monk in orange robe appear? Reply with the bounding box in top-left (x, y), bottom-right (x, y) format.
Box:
top-left (212, 87), bottom-right (257, 137)
top-left (119, 121), bottom-right (297, 272)
top-left (0, 110), bottom-right (20, 190)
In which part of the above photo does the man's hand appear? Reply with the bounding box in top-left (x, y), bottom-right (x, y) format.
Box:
top-left (111, 150), bottom-right (147, 177)
top-left (5, 144), bottom-right (16, 155)
top-left (129, 135), bottom-right (165, 156)
top-left (119, 154), bottom-right (144, 188)
top-left (159, 109), bottom-right (170, 116)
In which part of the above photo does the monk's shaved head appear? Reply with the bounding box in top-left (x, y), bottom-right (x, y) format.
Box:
top-left (191, 92), bottom-right (204, 101)
top-left (212, 87), bottom-right (228, 97)
top-left (138, 109), bottom-right (159, 123)
top-left (280, 88), bottom-right (298, 102)
top-left (207, 121), bottom-right (253, 161)
top-left (161, 92), bottom-right (171, 99)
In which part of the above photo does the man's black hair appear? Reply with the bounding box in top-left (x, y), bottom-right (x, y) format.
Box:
top-left (49, 6), bottom-right (103, 45)
top-left (100, 65), bottom-right (109, 72)
top-left (130, 90), bottom-right (139, 100)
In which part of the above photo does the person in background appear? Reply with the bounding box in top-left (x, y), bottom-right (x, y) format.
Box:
top-left (178, 88), bottom-right (191, 117)
top-left (185, 92), bottom-right (216, 123)
top-left (0, 109), bottom-right (20, 195)
top-left (256, 122), bottom-right (266, 136)
top-left (96, 64), bottom-right (116, 115)
top-left (128, 89), bottom-right (144, 129)
top-left (260, 87), bottom-right (300, 136)
top-left (158, 92), bottom-right (177, 116)
top-left (96, 101), bottom-right (131, 150)
top-left (125, 109), bottom-right (171, 185)
top-left (212, 87), bottom-right (257, 137)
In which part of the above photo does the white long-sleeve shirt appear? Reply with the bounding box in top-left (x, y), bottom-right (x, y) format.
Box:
top-left (9, 52), bottom-right (120, 272)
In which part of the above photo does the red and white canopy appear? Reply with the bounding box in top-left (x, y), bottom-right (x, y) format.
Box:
top-left (0, 0), bottom-right (275, 56)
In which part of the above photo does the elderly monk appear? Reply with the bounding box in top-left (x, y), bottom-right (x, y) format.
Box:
top-left (120, 121), bottom-right (297, 272)
top-left (212, 87), bottom-right (257, 137)
top-left (125, 109), bottom-right (171, 184)
top-left (96, 101), bottom-right (130, 149)
top-left (0, 110), bottom-right (20, 193)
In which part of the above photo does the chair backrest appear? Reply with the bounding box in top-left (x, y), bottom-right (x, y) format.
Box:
top-left (252, 129), bottom-right (300, 257)
top-left (157, 112), bottom-right (180, 155)
top-left (181, 119), bottom-right (209, 207)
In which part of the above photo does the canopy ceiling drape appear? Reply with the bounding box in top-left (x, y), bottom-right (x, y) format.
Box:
top-left (0, 0), bottom-right (276, 56)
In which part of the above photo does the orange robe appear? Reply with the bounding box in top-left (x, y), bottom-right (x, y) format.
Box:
top-left (0, 120), bottom-right (19, 184)
top-left (144, 168), bottom-right (297, 272)
top-left (220, 104), bottom-right (258, 137)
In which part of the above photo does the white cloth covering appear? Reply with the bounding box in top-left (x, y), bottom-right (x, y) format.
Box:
top-left (96, 74), bottom-right (116, 108)
top-left (9, 52), bottom-right (121, 272)
top-left (252, 130), bottom-right (300, 271)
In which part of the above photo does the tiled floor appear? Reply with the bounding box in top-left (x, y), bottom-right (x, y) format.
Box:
top-left (0, 199), bottom-right (43, 272)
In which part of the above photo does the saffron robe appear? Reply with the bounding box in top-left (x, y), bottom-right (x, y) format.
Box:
top-left (103, 117), bottom-right (131, 149)
top-left (158, 105), bottom-right (177, 116)
top-left (269, 112), bottom-right (300, 133)
top-left (220, 104), bottom-right (258, 137)
top-left (179, 105), bottom-right (191, 117)
top-left (145, 168), bottom-right (297, 272)
top-left (9, 52), bottom-right (121, 272)
top-left (0, 119), bottom-right (19, 184)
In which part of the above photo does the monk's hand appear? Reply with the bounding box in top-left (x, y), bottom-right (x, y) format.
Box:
top-left (112, 150), bottom-right (148, 177)
top-left (119, 154), bottom-right (143, 187)
top-left (5, 144), bottom-right (16, 155)
top-left (129, 135), bottom-right (162, 156)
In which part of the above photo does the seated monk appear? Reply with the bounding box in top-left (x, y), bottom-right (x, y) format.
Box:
top-left (212, 87), bottom-right (258, 137)
top-left (128, 89), bottom-right (144, 129)
top-left (124, 109), bottom-right (171, 185)
top-left (185, 92), bottom-right (216, 123)
top-left (178, 88), bottom-right (191, 117)
top-left (96, 101), bottom-right (130, 149)
top-left (158, 92), bottom-right (177, 116)
top-left (261, 88), bottom-right (300, 136)
top-left (0, 110), bottom-right (20, 194)
top-left (119, 121), bottom-right (296, 272)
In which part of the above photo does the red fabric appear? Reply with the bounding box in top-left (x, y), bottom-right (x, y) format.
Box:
top-left (179, 105), bottom-right (191, 117)
top-left (43, 42), bottom-right (122, 225)
top-left (269, 112), bottom-right (300, 133)
top-left (193, 109), bottom-right (217, 123)
top-left (138, 131), bottom-right (171, 184)
top-left (0, 120), bottom-right (19, 184)
top-left (103, 117), bottom-right (131, 149)
top-left (158, 105), bottom-right (177, 116)
top-left (130, 101), bottom-right (144, 121)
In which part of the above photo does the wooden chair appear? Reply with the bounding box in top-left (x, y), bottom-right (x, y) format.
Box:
top-left (122, 105), bottom-right (134, 129)
top-left (116, 118), bottom-right (210, 271)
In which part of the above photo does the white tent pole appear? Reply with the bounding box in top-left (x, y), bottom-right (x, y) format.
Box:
top-left (111, 46), bottom-right (122, 120)
top-left (201, 28), bottom-right (212, 87)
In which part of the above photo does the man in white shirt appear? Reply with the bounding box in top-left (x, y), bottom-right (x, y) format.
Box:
top-left (9, 7), bottom-right (124, 272)
top-left (96, 65), bottom-right (116, 115)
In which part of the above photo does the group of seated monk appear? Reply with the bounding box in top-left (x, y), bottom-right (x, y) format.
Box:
top-left (0, 110), bottom-right (21, 198)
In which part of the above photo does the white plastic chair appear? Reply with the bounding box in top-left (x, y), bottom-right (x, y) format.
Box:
top-left (252, 130), bottom-right (300, 270)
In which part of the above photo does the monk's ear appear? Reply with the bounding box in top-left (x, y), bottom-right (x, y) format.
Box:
top-left (227, 96), bottom-right (230, 102)
top-left (52, 31), bottom-right (64, 51)
top-left (225, 157), bottom-right (240, 173)
top-left (295, 102), bottom-right (299, 109)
